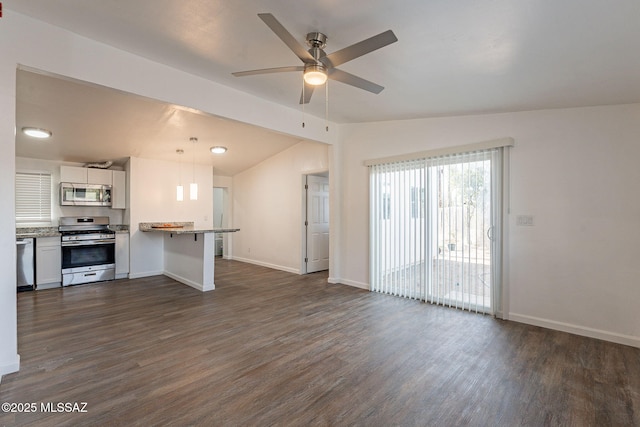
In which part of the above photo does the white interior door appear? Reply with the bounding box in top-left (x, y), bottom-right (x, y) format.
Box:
top-left (306, 175), bottom-right (329, 273)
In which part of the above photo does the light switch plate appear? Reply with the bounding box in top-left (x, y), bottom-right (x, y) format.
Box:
top-left (516, 215), bottom-right (534, 226)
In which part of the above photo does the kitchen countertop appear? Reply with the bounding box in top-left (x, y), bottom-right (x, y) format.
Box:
top-left (16, 227), bottom-right (60, 238)
top-left (109, 225), bottom-right (130, 233)
top-left (16, 224), bottom-right (130, 238)
top-left (139, 222), bottom-right (239, 234)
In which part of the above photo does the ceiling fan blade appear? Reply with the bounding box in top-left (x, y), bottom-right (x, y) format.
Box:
top-left (328, 68), bottom-right (384, 94)
top-left (320, 30), bottom-right (398, 68)
top-left (299, 83), bottom-right (315, 104)
top-left (258, 13), bottom-right (316, 64)
top-left (232, 66), bottom-right (304, 77)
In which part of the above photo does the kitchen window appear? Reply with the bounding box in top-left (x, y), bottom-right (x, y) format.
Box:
top-left (16, 171), bottom-right (52, 224)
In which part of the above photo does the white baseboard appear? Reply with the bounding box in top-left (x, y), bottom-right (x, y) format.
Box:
top-left (162, 271), bottom-right (213, 292)
top-left (128, 270), bottom-right (164, 279)
top-left (232, 257), bottom-right (300, 274)
top-left (328, 277), bottom-right (369, 290)
top-left (0, 354), bottom-right (20, 381)
top-left (509, 312), bottom-right (640, 348)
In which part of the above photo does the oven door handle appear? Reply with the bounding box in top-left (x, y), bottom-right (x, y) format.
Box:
top-left (61, 239), bottom-right (115, 246)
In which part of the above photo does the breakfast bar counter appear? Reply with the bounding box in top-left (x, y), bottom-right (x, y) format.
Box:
top-left (139, 222), bottom-right (239, 292)
top-left (139, 222), bottom-right (239, 235)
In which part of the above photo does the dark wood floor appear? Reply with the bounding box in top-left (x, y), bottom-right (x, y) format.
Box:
top-left (1, 260), bottom-right (639, 426)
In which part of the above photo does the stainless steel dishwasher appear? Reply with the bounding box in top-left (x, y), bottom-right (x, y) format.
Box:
top-left (17, 237), bottom-right (35, 291)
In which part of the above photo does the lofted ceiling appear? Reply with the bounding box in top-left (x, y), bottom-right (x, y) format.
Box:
top-left (8, 0), bottom-right (640, 171)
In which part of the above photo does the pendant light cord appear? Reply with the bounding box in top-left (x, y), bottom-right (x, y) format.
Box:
top-left (192, 142), bottom-right (195, 182)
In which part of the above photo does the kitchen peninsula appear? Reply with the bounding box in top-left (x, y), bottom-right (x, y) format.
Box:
top-left (139, 222), bottom-right (239, 292)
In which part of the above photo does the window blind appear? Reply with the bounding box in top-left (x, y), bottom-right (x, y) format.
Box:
top-left (16, 171), bottom-right (52, 224)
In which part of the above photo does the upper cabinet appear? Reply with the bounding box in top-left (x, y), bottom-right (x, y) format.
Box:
top-left (61, 165), bottom-right (113, 185)
top-left (60, 166), bottom-right (127, 209)
top-left (112, 170), bottom-right (126, 210)
top-left (60, 165), bottom-right (88, 183)
top-left (88, 168), bottom-right (112, 185)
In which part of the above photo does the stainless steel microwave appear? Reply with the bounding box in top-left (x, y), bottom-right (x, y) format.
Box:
top-left (60, 183), bottom-right (112, 206)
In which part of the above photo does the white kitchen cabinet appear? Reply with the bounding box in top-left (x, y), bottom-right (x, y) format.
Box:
top-left (115, 233), bottom-right (130, 279)
top-left (36, 236), bottom-right (61, 287)
top-left (87, 168), bottom-right (113, 185)
top-left (60, 165), bottom-right (88, 183)
top-left (60, 166), bottom-right (113, 185)
top-left (112, 170), bottom-right (126, 209)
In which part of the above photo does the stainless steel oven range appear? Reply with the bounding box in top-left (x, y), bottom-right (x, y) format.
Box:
top-left (59, 216), bottom-right (115, 286)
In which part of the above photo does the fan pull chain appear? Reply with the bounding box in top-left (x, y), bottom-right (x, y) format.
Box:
top-left (325, 80), bottom-right (329, 132)
top-left (301, 78), bottom-right (306, 128)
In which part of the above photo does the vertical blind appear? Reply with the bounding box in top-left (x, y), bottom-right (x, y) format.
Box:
top-left (16, 171), bottom-right (52, 224)
top-left (370, 147), bottom-right (505, 315)
top-left (370, 159), bottom-right (427, 300)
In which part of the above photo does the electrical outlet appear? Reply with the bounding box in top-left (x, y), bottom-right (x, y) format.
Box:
top-left (516, 215), bottom-right (534, 226)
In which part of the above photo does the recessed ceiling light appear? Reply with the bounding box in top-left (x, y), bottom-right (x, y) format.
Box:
top-left (210, 146), bottom-right (227, 154)
top-left (22, 127), bottom-right (52, 139)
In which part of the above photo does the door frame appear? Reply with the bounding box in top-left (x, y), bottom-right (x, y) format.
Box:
top-left (212, 179), bottom-right (233, 259)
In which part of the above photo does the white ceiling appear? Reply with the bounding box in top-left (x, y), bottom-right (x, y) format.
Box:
top-left (9, 0), bottom-right (640, 171)
top-left (16, 69), bottom-right (303, 175)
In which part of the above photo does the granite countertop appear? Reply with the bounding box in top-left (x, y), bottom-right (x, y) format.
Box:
top-left (139, 222), bottom-right (239, 234)
top-left (16, 227), bottom-right (60, 238)
top-left (17, 224), bottom-right (130, 238)
top-left (109, 225), bottom-right (130, 233)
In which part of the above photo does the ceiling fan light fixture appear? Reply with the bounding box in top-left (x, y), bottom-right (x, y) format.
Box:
top-left (303, 64), bottom-right (328, 86)
top-left (22, 127), bottom-right (52, 139)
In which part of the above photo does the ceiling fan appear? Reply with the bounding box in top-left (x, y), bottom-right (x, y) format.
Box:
top-left (232, 13), bottom-right (398, 104)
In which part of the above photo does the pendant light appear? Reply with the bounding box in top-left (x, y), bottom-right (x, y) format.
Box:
top-left (190, 137), bottom-right (198, 200)
top-left (176, 149), bottom-right (184, 201)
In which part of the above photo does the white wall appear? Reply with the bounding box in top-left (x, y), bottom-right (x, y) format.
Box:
top-left (15, 157), bottom-right (125, 226)
top-left (337, 104), bottom-right (640, 347)
top-left (233, 141), bottom-right (329, 273)
top-left (128, 156), bottom-right (213, 278)
top-left (0, 11), bottom-right (333, 378)
top-left (0, 38), bottom-right (19, 380)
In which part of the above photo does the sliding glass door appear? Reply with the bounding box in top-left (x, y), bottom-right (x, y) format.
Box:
top-left (370, 148), bottom-right (504, 315)
top-left (428, 151), bottom-right (493, 312)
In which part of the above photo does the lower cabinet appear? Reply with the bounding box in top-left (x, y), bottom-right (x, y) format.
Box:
top-left (36, 236), bottom-right (61, 288)
top-left (115, 233), bottom-right (130, 279)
